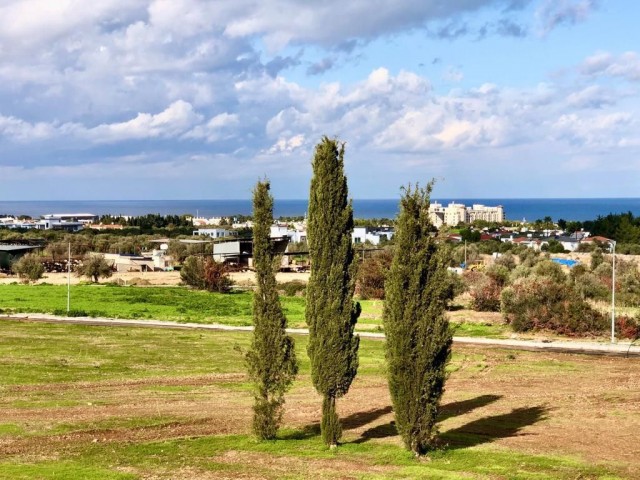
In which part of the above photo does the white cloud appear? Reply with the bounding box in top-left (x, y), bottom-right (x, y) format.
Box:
top-left (581, 51), bottom-right (640, 82)
top-left (266, 134), bottom-right (306, 154)
top-left (183, 112), bottom-right (239, 143)
top-left (88, 100), bottom-right (202, 142)
top-left (0, 114), bottom-right (57, 141)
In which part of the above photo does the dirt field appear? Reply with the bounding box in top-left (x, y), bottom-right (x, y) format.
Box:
top-left (1, 342), bottom-right (638, 477)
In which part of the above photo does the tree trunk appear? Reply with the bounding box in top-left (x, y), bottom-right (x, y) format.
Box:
top-left (322, 394), bottom-right (340, 448)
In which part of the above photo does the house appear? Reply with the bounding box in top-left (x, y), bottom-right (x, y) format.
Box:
top-left (103, 253), bottom-right (156, 272)
top-left (193, 228), bottom-right (237, 239)
top-left (352, 226), bottom-right (394, 245)
top-left (270, 224), bottom-right (307, 243)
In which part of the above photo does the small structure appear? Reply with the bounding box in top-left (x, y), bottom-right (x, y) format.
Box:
top-left (194, 228), bottom-right (237, 239)
top-left (352, 226), bottom-right (394, 245)
top-left (0, 244), bottom-right (43, 271)
top-left (213, 237), bottom-right (289, 269)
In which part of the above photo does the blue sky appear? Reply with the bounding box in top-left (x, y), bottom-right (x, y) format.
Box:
top-left (0, 0), bottom-right (639, 200)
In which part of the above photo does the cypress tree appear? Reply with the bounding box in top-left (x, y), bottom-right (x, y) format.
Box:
top-left (246, 179), bottom-right (298, 440)
top-left (306, 136), bottom-right (360, 448)
top-left (384, 183), bottom-right (453, 456)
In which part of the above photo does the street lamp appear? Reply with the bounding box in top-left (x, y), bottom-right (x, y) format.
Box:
top-left (608, 240), bottom-right (616, 344)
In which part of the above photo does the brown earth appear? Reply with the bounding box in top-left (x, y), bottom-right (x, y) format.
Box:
top-left (1, 345), bottom-right (639, 478)
top-left (0, 270), bottom-right (309, 286)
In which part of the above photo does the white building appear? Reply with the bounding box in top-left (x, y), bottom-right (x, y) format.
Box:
top-left (352, 227), bottom-right (394, 245)
top-left (270, 224), bottom-right (307, 243)
top-left (193, 228), bottom-right (237, 239)
top-left (429, 202), bottom-right (505, 228)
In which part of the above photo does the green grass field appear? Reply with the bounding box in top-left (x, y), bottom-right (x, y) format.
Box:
top-left (0, 284), bottom-right (509, 337)
top-left (0, 319), bottom-right (635, 479)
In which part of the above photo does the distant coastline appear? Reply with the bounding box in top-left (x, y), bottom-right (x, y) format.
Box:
top-left (1, 198), bottom-right (640, 222)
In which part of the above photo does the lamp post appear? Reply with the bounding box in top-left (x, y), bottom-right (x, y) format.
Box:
top-left (608, 239), bottom-right (616, 344)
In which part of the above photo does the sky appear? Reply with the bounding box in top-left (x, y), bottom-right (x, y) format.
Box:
top-left (0, 0), bottom-right (639, 200)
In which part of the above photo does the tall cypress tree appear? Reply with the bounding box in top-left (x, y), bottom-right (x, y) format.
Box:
top-left (384, 183), bottom-right (453, 456)
top-left (306, 136), bottom-right (360, 448)
top-left (246, 179), bottom-right (298, 440)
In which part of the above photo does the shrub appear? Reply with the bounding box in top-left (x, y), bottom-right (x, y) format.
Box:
top-left (573, 272), bottom-right (609, 301)
top-left (501, 275), bottom-right (607, 336)
top-left (494, 252), bottom-right (516, 270)
top-left (615, 315), bottom-right (640, 340)
top-left (356, 249), bottom-right (393, 299)
top-left (590, 248), bottom-right (604, 270)
top-left (465, 271), bottom-right (502, 312)
top-left (180, 256), bottom-right (205, 289)
top-left (204, 259), bottom-right (233, 293)
top-left (532, 259), bottom-right (566, 283)
top-left (12, 254), bottom-right (44, 284)
top-left (280, 280), bottom-right (306, 297)
top-left (181, 255), bottom-right (232, 293)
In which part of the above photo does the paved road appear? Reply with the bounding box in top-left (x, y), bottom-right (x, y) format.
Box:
top-left (2, 313), bottom-right (640, 357)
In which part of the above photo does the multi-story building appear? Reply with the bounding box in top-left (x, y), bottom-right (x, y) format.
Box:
top-left (428, 202), bottom-right (505, 228)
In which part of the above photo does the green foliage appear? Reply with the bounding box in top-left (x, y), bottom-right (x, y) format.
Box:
top-left (590, 247), bottom-right (604, 270)
top-left (459, 228), bottom-right (481, 242)
top-left (306, 136), bottom-right (360, 447)
top-left (541, 239), bottom-right (565, 253)
top-left (246, 180), bottom-right (297, 440)
top-left (279, 280), bottom-right (306, 297)
top-left (465, 271), bottom-right (503, 312)
top-left (532, 259), bottom-right (566, 283)
top-left (76, 254), bottom-right (113, 283)
top-left (383, 183), bottom-right (452, 455)
top-left (180, 256), bottom-right (206, 289)
top-left (494, 252), bottom-right (516, 270)
top-left (356, 248), bottom-right (393, 300)
top-left (180, 256), bottom-right (232, 293)
top-left (12, 253), bottom-right (45, 284)
top-left (501, 276), bottom-right (607, 335)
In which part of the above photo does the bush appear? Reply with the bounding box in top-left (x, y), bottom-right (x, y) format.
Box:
top-left (279, 280), bottom-right (306, 297)
top-left (180, 256), bottom-right (205, 289)
top-left (573, 272), bottom-right (609, 301)
top-left (465, 271), bottom-right (502, 312)
top-left (615, 315), bottom-right (640, 340)
top-left (494, 252), bottom-right (516, 270)
top-left (356, 249), bottom-right (393, 299)
top-left (501, 275), bottom-right (607, 336)
top-left (532, 259), bottom-right (566, 283)
top-left (204, 259), bottom-right (233, 293)
top-left (180, 256), bottom-right (232, 293)
top-left (12, 254), bottom-right (44, 284)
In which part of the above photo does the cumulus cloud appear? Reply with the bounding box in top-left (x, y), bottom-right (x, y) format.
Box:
top-left (183, 112), bottom-right (239, 143)
top-left (87, 100), bottom-right (202, 142)
top-left (0, 114), bottom-right (57, 141)
top-left (580, 51), bottom-right (640, 82)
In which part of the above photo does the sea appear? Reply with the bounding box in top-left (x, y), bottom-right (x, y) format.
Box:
top-left (1, 198), bottom-right (640, 222)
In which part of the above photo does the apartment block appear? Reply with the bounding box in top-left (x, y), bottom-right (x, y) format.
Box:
top-left (428, 202), bottom-right (505, 228)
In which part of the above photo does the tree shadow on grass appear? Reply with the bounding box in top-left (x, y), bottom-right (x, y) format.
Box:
top-left (290, 406), bottom-right (393, 443)
top-left (438, 394), bottom-right (502, 422)
top-left (342, 406), bottom-right (393, 430)
top-left (352, 394), bottom-right (502, 445)
top-left (441, 405), bottom-right (549, 450)
top-left (279, 423), bottom-right (321, 440)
